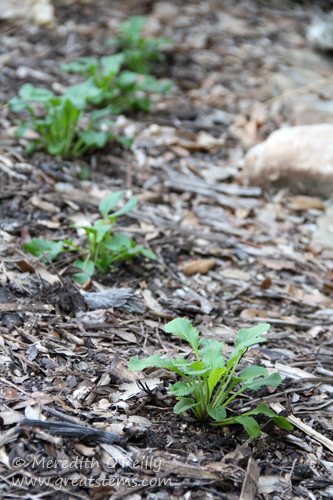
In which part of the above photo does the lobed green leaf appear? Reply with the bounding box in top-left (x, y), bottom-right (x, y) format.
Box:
top-left (199, 339), bottom-right (225, 371)
top-left (119, 16), bottom-right (146, 41)
top-left (164, 318), bottom-right (199, 352)
top-left (103, 233), bottom-right (133, 252)
top-left (238, 366), bottom-right (268, 380)
top-left (19, 83), bottom-right (54, 103)
top-left (129, 354), bottom-right (180, 372)
top-left (61, 57), bottom-right (98, 75)
top-left (241, 372), bottom-right (282, 391)
top-left (230, 323), bottom-right (270, 360)
top-left (182, 360), bottom-right (209, 376)
top-left (207, 367), bottom-right (225, 396)
top-left (272, 416), bottom-right (293, 430)
top-left (100, 53), bottom-right (124, 79)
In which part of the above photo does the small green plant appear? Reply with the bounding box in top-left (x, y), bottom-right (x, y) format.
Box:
top-left (107, 16), bottom-right (172, 74)
top-left (62, 53), bottom-right (170, 111)
top-left (9, 16), bottom-right (171, 158)
top-left (23, 191), bottom-right (156, 284)
top-left (9, 81), bottom-right (131, 158)
top-left (129, 320), bottom-right (293, 438)
top-left (70, 191), bottom-right (156, 282)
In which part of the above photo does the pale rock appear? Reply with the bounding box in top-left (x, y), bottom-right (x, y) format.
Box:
top-left (0, 0), bottom-right (55, 26)
top-left (30, 0), bottom-right (54, 25)
top-left (243, 124), bottom-right (333, 197)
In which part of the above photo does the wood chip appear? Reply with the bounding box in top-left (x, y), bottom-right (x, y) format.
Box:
top-left (240, 457), bottom-right (260, 500)
top-left (183, 258), bottom-right (216, 275)
top-left (290, 195), bottom-right (325, 211)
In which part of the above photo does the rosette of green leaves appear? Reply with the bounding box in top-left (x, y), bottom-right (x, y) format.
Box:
top-left (8, 81), bottom-right (130, 158)
top-left (129, 320), bottom-right (293, 438)
top-left (23, 192), bottom-right (156, 284)
top-left (71, 191), bottom-right (155, 282)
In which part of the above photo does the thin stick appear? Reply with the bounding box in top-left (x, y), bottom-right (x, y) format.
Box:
top-left (270, 402), bottom-right (333, 454)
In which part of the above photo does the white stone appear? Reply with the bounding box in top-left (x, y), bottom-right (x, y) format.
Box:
top-left (243, 124), bottom-right (333, 197)
top-left (0, 0), bottom-right (55, 26)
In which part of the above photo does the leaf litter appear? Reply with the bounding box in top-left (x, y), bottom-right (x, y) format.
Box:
top-left (0, 1), bottom-right (333, 499)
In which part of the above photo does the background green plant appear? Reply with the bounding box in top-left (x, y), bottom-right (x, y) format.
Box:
top-left (62, 53), bottom-right (170, 111)
top-left (9, 81), bottom-right (131, 158)
top-left (9, 16), bottom-right (171, 159)
top-left (70, 190), bottom-right (156, 282)
top-left (129, 319), bottom-right (293, 438)
top-left (24, 191), bottom-right (156, 284)
top-left (107, 16), bottom-right (172, 74)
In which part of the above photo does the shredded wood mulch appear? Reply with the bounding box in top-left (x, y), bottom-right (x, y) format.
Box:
top-left (1, 1), bottom-right (333, 499)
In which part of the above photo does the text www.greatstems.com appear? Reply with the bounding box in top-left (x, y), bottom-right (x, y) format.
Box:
top-left (11, 475), bottom-right (172, 490)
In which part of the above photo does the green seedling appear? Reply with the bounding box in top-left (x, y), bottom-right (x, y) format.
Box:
top-left (129, 320), bottom-right (293, 439)
top-left (9, 81), bottom-right (131, 158)
top-left (62, 53), bottom-right (170, 111)
top-left (23, 192), bottom-right (156, 284)
top-left (107, 16), bottom-right (172, 74)
top-left (71, 191), bottom-right (156, 282)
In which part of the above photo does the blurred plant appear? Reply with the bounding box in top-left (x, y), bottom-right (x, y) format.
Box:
top-left (107, 16), bottom-right (172, 74)
top-left (9, 81), bottom-right (131, 158)
top-left (70, 191), bottom-right (156, 282)
top-left (62, 53), bottom-right (170, 111)
top-left (9, 15), bottom-right (172, 158)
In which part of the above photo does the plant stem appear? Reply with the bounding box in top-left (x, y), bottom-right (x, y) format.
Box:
top-left (212, 356), bottom-right (241, 409)
top-left (223, 387), bottom-right (246, 407)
